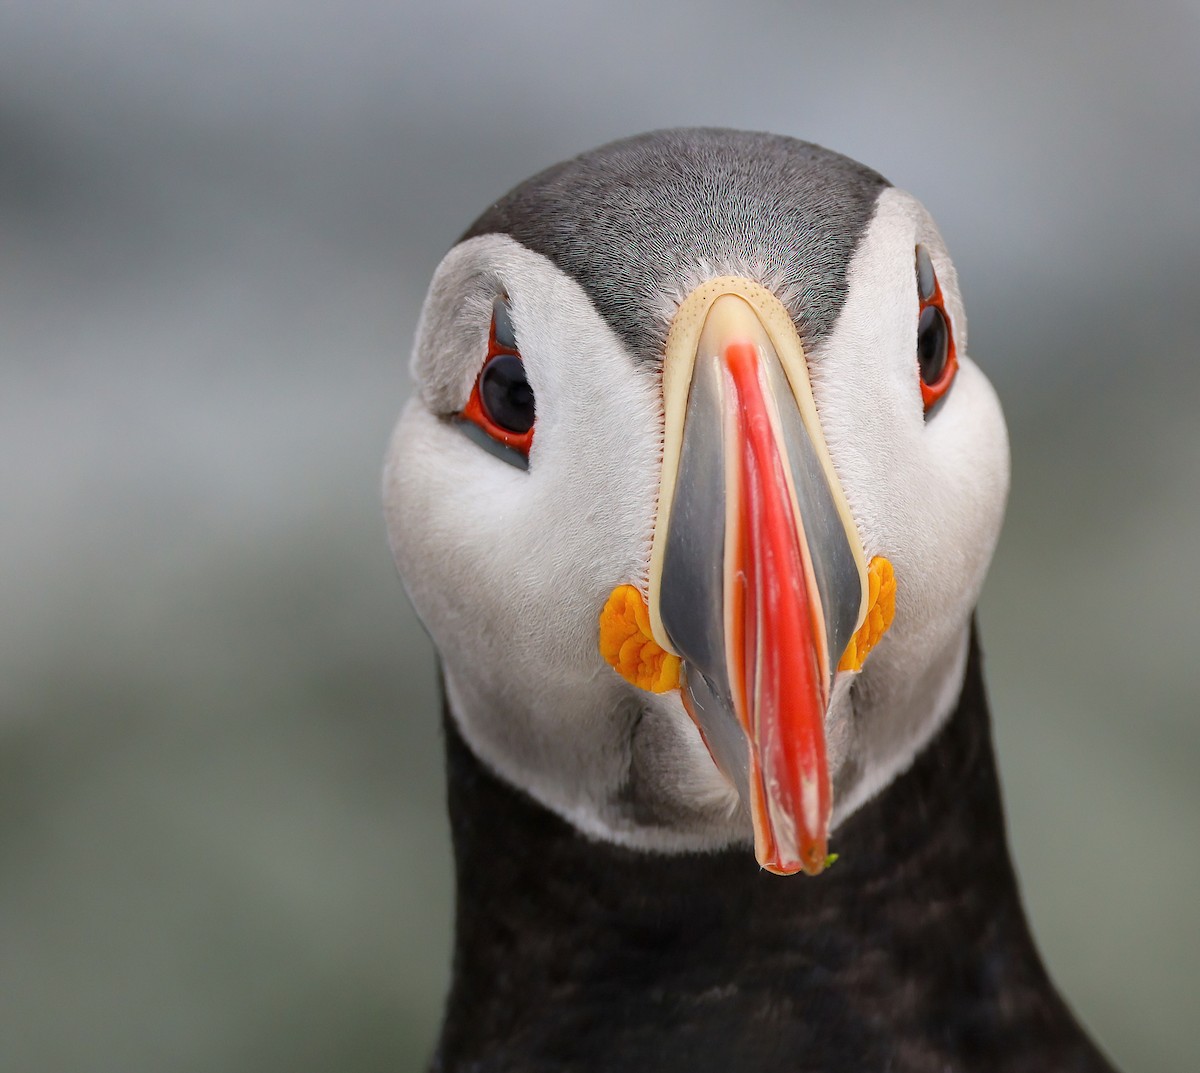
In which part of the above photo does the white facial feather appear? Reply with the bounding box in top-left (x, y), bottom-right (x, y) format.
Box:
top-left (385, 236), bottom-right (740, 850)
top-left (810, 188), bottom-right (1009, 822)
top-left (385, 194), bottom-right (1010, 853)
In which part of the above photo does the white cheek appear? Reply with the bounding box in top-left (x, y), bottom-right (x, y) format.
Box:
top-left (917, 359), bottom-right (1010, 603)
top-left (386, 388), bottom-right (661, 688)
top-left (815, 190), bottom-right (1009, 647)
top-left (385, 404), bottom-right (547, 674)
top-left (384, 237), bottom-right (675, 836)
top-left (813, 188), bottom-right (1010, 819)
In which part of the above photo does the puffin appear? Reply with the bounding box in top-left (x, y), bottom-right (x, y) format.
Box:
top-left (384, 129), bottom-right (1119, 1073)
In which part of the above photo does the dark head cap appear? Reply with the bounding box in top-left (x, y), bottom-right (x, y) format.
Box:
top-left (462, 128), bottom-right (890, 363)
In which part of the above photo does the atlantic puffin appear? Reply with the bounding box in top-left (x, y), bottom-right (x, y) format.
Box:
top-left (384, 129), bottom-right (1118, 1072)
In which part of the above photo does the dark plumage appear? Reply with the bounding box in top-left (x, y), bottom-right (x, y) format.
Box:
top-left (433, 630), bottom-right (1116, 1073)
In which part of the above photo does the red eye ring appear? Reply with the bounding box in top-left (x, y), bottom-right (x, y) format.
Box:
top-left (461, 368), bottom-right (535, 455)
top-left (459, 298), bottom-right (535, 458)
top-left (915, 247), bottom-right (959, 411)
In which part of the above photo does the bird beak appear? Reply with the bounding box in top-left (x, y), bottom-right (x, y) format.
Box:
top-left (648, 278), bottom-right (871, 876)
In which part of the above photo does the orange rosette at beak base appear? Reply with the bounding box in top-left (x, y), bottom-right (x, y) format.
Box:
top-left (598, 585), bottom-right (681, 694)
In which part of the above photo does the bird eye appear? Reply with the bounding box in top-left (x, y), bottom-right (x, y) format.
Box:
top-left (479, 353), bottom-right (535, 435)
top-left (917, 305), bottom-right (949, 385)
top-left (914, 245), bottom-right (958, 413)
top-left (457, 296), bottom-right (536, 468)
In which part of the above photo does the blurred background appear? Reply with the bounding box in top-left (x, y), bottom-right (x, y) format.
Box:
top-left (1, 2), bottom-right (1197, 1071)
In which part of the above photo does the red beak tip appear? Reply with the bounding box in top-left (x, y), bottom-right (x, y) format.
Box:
top-left (759, 857), bottom-right (800, 877)
top-left (758, 843), bottom-right (831, 877)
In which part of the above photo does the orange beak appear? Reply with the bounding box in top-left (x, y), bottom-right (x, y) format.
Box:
top-left (649, 279), bottom-right (869, 876)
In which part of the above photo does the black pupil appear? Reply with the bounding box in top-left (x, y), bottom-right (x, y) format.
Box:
top-left (480, 353), bottom-right (535, 434)
top-left (917, 304), bottom-right (949, 386)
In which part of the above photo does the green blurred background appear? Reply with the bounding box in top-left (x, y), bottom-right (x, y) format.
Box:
top-left (2, 3), bottom-right (1197, 1071)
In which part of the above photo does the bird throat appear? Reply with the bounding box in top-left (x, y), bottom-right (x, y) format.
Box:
top-left (430, 626), bottom-right (1116, 1073)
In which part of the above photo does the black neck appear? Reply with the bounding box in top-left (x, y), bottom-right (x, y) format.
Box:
top-left (432, 630), bottom-right (1115, 1073)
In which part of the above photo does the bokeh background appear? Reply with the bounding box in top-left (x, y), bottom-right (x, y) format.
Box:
top-left (2, 3), bottom-right (1197, 1071)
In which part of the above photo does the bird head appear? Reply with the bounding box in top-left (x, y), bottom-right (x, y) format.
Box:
top-left (384, 129), bottom-right (1009, 875)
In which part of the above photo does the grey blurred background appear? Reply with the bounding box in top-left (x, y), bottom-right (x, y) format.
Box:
top-left (1, 2), bottom-right (1197, 1071)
